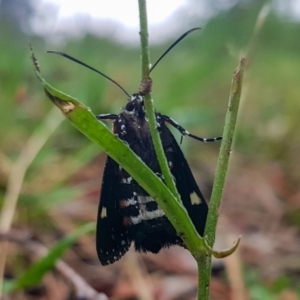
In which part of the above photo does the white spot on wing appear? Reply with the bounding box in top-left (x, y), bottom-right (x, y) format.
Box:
top-left (130, 208), bottom-right (165, 225)
top-left (143, 209), bottom-right (165, 219)
top-left (121, 176), bottom-right (133, 184)
top-left (137, 195), bottom-right (155, 204)
top-left (131, 215), bottom-right (142, 224)
top-left (190, 192), bottom-right (202, 205)
top-left (101, 207), bottom-right (107, 218)
top-left (123, 197), bottom-right (137, 206)
top-left (126, 194), bottom-right (165, 225)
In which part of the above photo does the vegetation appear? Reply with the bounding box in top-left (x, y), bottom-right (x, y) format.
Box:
top-left (0, 0), bottom-right (300, 299)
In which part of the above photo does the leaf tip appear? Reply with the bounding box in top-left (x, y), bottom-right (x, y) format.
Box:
top-left (203, 235), bottom-right (242, 258)
top-left (29, 43), bottom-right (41, 73)
top-left (44, 88), bottom-right (75, 114)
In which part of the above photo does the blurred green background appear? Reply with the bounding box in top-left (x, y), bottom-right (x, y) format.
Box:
top-left (1, 0), bottom-right (300, 299)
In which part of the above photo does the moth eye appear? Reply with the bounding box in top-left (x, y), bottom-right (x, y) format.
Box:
top-left (126, 101), bottom-right (135, 111)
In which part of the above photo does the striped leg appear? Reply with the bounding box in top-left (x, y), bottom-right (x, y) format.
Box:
top-left (96, 114), bottom-right (118, 121)
top-left (162, 115), bottom-right (222, 143)
top-left (96, 114), bottom-right (128, 136)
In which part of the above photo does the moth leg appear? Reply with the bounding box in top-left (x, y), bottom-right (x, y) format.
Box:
top-left (96, 113), bottom-right (118, 120)
top-left (96, 114), bottom-right (128, 137)
top-left (162, 115), bottom-right (222, 143)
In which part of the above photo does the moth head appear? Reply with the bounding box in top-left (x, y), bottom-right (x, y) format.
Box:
top-left (125, 94), bottom-right (145, 114)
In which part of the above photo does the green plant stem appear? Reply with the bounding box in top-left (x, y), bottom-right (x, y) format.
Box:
top-left (138, 0), bottom-right (150, 80)
top-left (138, 0), bottom-right (181, 202)
top-left (197, 57), bottom-right (246, 299)
top-left (206, 57), bottom-right (246, 246)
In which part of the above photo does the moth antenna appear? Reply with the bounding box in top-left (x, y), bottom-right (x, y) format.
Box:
top-left (149, 27), bottom-right (201, 74)
top-left (47, 51), bottom-right (131, 97)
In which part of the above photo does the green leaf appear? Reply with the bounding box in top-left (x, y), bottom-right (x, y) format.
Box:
top-left (5, 223), bottom-right (95, 292)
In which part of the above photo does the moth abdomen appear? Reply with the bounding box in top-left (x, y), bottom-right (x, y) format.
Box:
top-left (131, 216), bottom-right (183, 253)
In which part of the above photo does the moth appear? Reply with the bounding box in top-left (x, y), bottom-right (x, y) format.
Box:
top-left (48, 28), bottom-right (221, 265)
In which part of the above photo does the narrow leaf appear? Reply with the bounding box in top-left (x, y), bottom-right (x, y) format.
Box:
top-left (6, 223), bottom-right (95, 292)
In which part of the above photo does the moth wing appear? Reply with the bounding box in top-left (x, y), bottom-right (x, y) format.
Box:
top-left (96, 157), bottom-right (131, 265)
top-left (163, 126), bottom-right (208, 236)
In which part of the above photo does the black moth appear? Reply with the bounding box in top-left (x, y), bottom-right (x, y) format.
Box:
top-left (48, 28), bottom-right (221, 265)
